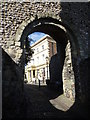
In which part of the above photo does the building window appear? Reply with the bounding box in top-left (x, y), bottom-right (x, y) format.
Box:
top-left (37, 57), bottom-right (39, 63)
top-left (42, 54), bottom-right (44, 61)
top-left (31, 58), bottom-right (34, 65)
top-left (32, 49), bottom-right (35, 53)
top-left (42, 45), bottom-right (44, 50)
top-left (32, 59), bottom-right (34, 65)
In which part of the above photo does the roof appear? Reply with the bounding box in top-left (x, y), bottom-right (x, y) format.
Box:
top-left (31, 35), bottom-right (56, 48)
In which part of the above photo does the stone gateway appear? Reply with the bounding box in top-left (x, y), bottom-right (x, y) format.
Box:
top-left (0, 1), bottom-right (89, 118)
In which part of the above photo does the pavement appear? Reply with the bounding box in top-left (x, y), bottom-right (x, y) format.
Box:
top-left (23, 83), bottom-right (88, 119)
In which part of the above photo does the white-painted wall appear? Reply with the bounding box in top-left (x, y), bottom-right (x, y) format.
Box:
top-left (25, 35), bottom-right (56, 82)
top-left (29, 37), bottom-right (49, 67)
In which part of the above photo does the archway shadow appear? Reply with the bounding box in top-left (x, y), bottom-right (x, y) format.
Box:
top-left (59, 2), bottom-right (89, 119)
top-left (2, 47), bottom-right (88, 119)
top-left (23, 82), bottom-right (87, 119)
top-left (24, 83), bottom-right (67, 118)
top-left (2, 48), bottom-right (26, 119)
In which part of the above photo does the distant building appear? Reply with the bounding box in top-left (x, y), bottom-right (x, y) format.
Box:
top-left (25, 35), bottom-right (57, 83)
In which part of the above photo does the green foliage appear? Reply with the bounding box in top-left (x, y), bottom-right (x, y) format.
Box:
top-left (24, 37), bottom-right (34, 64)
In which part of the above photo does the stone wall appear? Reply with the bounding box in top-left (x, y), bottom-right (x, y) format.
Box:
top-left (0, 1), bottom-right (89, 118)
top-left (63, 41), bottom-right (75, 101)
top-left (60, 2), bottom-right (88, 59)
top-left (2, 48), bottom-right (25, 118)
top-left (0, 2), bottom-right (61, 63)
top-left (0, 2), bottom-right (88, 60)
top-left (0, 46), bottom-right (2, 119)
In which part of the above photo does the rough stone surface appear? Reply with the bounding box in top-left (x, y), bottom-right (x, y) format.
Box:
top-left (0, 2), bottom-right (89, 118)
top-left (2, 48), bottom-right (24, 118)
top-left (63, 41), bottom-right (75, 101)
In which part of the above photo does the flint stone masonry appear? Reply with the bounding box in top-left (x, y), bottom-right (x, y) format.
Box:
top-left (0, 2), bottom-right (88, 60)
top-left (63, 41), bottom-right (75, 101)
top-left (0, 1), bottom-right (89, 118)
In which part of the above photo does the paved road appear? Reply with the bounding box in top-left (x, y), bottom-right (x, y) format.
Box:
top-left (23, 83), bottom-right (85, 119)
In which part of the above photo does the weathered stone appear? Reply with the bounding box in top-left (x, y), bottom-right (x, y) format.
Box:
top-left (0, 2), bottom-right (89, 118)
top-left (17, 49), bottom-right (22, 54)
top-left (7, 41), bottom-right (14, 46)
top-left (15, 42), bottom-right (21, 47)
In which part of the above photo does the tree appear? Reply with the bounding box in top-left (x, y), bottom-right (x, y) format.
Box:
top-left (24, 37), bottom-right (34, 64)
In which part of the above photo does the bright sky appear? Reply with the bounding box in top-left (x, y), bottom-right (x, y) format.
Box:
top-left (28, 32), bottom-right (46, 45)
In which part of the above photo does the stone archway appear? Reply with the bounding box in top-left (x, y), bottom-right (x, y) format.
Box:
top-left (18, 17), bottom-right (80, 102)
top-left (1, 2), bottom-right (88, 118)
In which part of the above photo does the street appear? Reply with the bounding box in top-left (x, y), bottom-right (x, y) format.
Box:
top-left (23, 83), bottom-right (78, 119)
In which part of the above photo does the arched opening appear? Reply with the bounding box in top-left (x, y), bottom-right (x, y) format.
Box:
top-left (24, 32), bottom-right (57, 85)
top-left (20, 18), bottom-right (78, 112)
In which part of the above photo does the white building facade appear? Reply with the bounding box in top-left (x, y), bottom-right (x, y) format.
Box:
top-left (25, 35), bottom-right (57, 83)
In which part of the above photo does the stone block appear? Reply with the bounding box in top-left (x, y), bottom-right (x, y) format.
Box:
top-left (7, 41), bottom-right (14, 46)
top-left (1, 3), bottom-right (89, 116)
top-left (15, 42), bottom-right (21, 47)
top-left (67, 60), bottom-right (71, 64)
top-left (15, 31), bottom-right (22, 42)
top-left (17, 49), bottom-right (23, 54)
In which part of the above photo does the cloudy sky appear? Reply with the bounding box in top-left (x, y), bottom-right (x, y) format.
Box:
top-left (28, 32), bottom-right (46, 45)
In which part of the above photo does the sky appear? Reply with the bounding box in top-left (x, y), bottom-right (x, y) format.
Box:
top-left (28, 32), bottom-right (46, 45)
